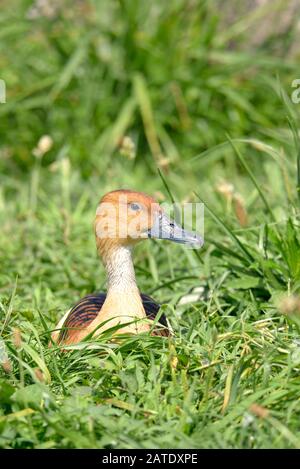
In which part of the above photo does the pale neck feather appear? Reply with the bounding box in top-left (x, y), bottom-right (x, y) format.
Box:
top-left (87, 244), bottom-right (149, 336)
top-left (105, 245), bottom-right (139, 294)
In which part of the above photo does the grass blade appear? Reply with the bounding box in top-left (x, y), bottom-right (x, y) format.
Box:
top-left (227, 135), bottom-right (277, 224)
top-left (194, 192), bottom-right (254, 262)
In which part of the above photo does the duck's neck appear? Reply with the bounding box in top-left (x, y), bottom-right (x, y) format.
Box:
top-left (96, 245), bottom-right (148, 333)
top-left (104, 245), bottom-right (139, 295)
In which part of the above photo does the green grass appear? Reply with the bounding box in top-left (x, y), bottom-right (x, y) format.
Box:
top-left (1, 0), bottom-right (300, 448)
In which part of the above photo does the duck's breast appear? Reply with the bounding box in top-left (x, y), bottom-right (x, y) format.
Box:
top-left (54, 292), bottom-right (170, 345)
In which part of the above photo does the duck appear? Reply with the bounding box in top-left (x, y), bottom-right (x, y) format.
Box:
top-left (51, 189), bottom-right (203, 346)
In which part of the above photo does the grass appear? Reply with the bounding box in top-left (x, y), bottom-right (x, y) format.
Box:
top-left (1, 0), bottom-right (300, 449)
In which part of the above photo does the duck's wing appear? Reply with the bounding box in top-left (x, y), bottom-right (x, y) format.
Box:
top-left (55, 293), bottom-right (106, 345)
top-left (140, 293), bottom-right (171, 336)
top-left (53, 292), bottom-right (170, 345)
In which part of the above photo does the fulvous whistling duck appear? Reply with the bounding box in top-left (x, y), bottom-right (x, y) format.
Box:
top-left (51, 190), bottom-right (203, 346)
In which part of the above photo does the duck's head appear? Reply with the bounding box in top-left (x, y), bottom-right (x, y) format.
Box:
top-left (95, 189), bottom-right (203, 257)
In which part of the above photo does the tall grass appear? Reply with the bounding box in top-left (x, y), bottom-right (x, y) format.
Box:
top-left (1, 0), bottom-right (300, 448)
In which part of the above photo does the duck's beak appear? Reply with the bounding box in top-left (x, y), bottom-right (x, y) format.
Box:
top-left (147, 212), bottom-right (203, 248)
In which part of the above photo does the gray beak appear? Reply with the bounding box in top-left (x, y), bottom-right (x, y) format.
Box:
top-left (147, 212), bottom-right (203, 249)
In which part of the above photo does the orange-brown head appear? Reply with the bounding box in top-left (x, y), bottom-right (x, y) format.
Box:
top-left (95, 189), bottom-right (203, 261)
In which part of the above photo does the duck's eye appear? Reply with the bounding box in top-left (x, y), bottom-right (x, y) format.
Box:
top-left (129, 202), bottom-right (141, 211)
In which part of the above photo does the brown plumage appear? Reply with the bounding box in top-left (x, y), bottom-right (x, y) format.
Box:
top-left (57, 293), bottom-right (169, 345)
